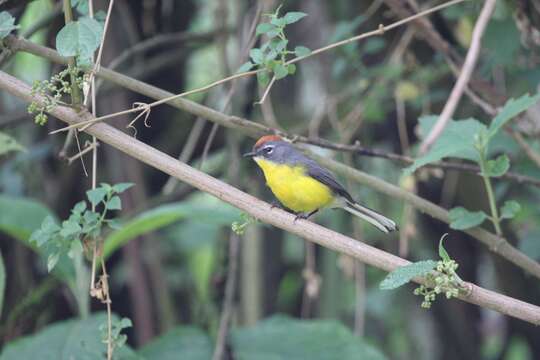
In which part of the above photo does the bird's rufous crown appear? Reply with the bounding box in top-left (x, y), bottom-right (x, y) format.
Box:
top-left (253, 135), bottom-right (282, 150)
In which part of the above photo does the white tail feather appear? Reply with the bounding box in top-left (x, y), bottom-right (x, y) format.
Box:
top-left (343, 202), bottom-right (397, 233)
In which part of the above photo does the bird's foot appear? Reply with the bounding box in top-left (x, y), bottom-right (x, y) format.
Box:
top-left (293, 209), bottom-right (319, 223)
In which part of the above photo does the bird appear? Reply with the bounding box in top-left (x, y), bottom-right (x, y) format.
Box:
top-left (243, 135), bottom-right (398, 233)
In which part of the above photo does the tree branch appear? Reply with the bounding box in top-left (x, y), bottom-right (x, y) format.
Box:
top-left (1, 70), bottom-right (539, 325)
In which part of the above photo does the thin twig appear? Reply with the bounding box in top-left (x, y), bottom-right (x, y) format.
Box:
top-left (3, 73), bottom-right (540, 324)
top-left (419, 0), bottom-right (497, 153)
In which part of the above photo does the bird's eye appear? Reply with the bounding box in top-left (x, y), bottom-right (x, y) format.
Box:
top-left (264, 146), bottom-right (274, 154)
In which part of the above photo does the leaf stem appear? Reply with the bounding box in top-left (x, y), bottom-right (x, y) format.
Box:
top-left (62, 0), bottom-right (82, 106)
top-left (479, 149), bottom-right (502, 235)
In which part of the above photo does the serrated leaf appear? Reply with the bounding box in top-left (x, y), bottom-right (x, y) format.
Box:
top-left (449, 207), bottom-right (487, 230)
top-left (257, 71), bottom-right (270, 86)
top-left (86, 188), bottom-right (107, 207)
top-left (488, 93), bottom-right (540, 138)
top-left (438, 234), bottom-right (450, 262)
top-left (483, 154), bottom-right (510, 177)
top-left (41, 216), bottom-right (61, 235)
top-left (60, 220), bottom-right (81, 238)
top-left (271, 17), bottom-right (287, 27)
top-left (249, 48), bottom-right (264, 64)
top-left (0, 131), bottom-right (25, 156)
top-left (237, 61), bottom-right (255, 73)
top-left (112, 182), bottom-right (134, 194)
top-left (0, 11), bottom-right (19, 39)
top-left (380, 260), bottom-right (438, 290)
top-left (273, 63), bottom-right (288, 80)
top-left (500, 200), bottom-right (521, 220)
top-left (294, 45), bottom-right (311, 57)
top-left (256, 23), bottom-right (275, 36)
top-left (56, 16), bottom-right (103, 60)
top-left (284, 12), bottom-right (307, 24)
top-left (404, 116), bottom-right (486, 175)
top-left (269, 38), bottom-right (288, 52)
top-left (72, 201), bottom-right (87, 215)
top-left (106, 196), bottom-right (122, 210)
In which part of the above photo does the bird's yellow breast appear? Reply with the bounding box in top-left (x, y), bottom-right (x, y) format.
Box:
top-left (254, 158), bottom-right (335, 213)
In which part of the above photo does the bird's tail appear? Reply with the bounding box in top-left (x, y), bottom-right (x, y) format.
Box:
top-left (343, 201), bottom-right (398, 233)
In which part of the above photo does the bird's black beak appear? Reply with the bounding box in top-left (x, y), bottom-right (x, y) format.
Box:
top-left (243, 151), bottom-right (256, 157)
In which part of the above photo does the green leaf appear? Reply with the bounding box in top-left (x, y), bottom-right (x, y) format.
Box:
top-left (0, 195), bottom-right (54, 242)
top-left (237, 61), bottom-right (255, 73)
top-left (60, 220), bottom-right (81, 238)
top-left (138, 326), bottom-right (212, 360)
top-left (103, 198), bottom-right (240, 259)
top-left (0, 131), bottom-right (25, 156)
top-left (404, 116), bottom-right (486, 175)
top-left (256, 23), bottom-right (275, 36)
top-left (284, 12), bottom-right (307, 24)
top-left (287, 63), bottom-right (296, 75)
top-left (269, 38), bottom-right (288, 52)
top-left (294, 45), bottom-right (311, 57)
top-left (438, 234), bottom-right (451, 262)
top-left (72, 0), bottom-right (89, 15)
top-left (257, 71), bottom-right (270, 86)
top-left (112, 182), bottom-right (134, 194)
top-left (270, 17), bottom-right (287, 27)
top-left (249, 48), bottom-right (264, 64)
top-left (483, 154), bottom-right (510, 177)
top-left (500, 200), bottom-right (521, 220)
top-left (55, 16), bottom-right (103, 61)
top-left (0, 11), bottom-right (19, 39)
top-left (488, 93), bottom-right (540, 138)
top-left (106, 195), bottom-right (122, 210)
top-left (0, 313), bottom-right (138, 360)
top-left (72, 201), bottom-right (87, 215)
top-left (449, 207), bottom-right (488, 230)
top-left (380, 260), bottom-right (437, 290)
top-left (107, 218), bottom-right (123, 230)
top-left (0, 196), bottom-right (74, 283)
top-left (86, 187), bottom-right (107, 207)
top-left (273, 63), bottom-right (288, 80)
top-left (231, 315), bottom-right (387, 360)
top-left (0, 251), bottom-right (5, 316)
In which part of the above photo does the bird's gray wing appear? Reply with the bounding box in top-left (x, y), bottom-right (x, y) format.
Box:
top-left (304, 158), bottom-right (355, 203)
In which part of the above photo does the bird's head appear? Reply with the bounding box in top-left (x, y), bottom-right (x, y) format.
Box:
top-left (243, 135), bottom-right (291, 163)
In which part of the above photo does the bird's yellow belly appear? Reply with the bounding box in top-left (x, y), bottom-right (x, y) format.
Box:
top-left (254, 158), bottom-right (334, 213)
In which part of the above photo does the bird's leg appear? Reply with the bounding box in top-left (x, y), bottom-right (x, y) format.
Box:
top-left (294, 209), bottom-right (319, 222)
top-left (270, 200), bottom-right (285, 210)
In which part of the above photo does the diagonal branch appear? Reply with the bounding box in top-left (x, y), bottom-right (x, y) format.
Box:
top-left (1, 69), bottom-right (539, 325)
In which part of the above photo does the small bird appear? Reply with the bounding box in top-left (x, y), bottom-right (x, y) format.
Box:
top-left (243, 135), bottom-right (398, 233)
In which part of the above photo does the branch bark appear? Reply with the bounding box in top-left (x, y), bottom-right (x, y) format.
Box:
top-left (1, 70), bottom-right (539, 325)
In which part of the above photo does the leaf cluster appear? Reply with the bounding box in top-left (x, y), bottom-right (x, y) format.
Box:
top-left (406, 93), bottom-right (540, 230)
top-left (380, 235), bottom-right (463, 309)
top-left (238, 6), bottom-right (311, 86)
top-left (30, 183), bottom-right (133, 272)
top-left (27, 65), bottom-right (86, 125)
